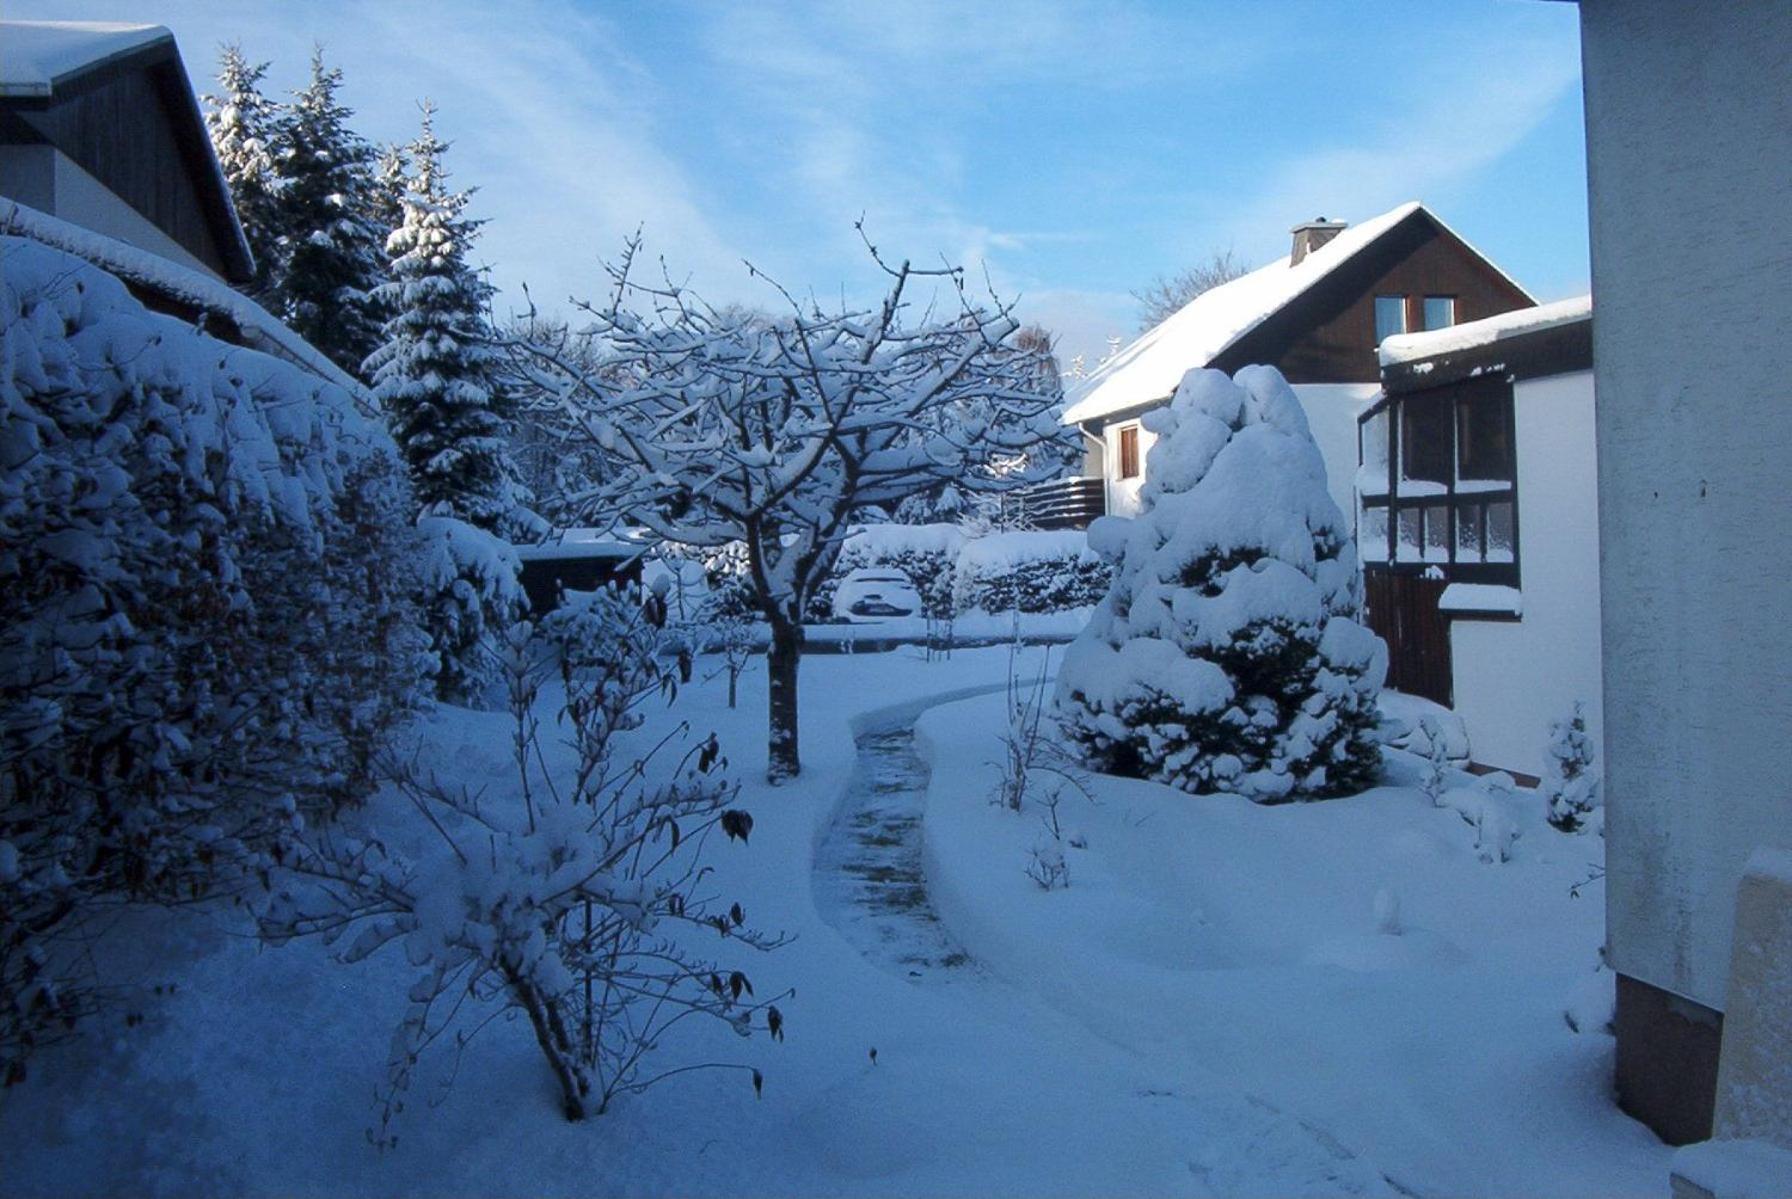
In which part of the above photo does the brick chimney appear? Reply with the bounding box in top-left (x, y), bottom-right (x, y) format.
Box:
top-left (1290, 218), bottom-right (1348, 266)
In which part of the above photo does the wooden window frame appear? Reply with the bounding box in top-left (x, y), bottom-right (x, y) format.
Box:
top-left (1116, 424), bottom-right (1142, 480)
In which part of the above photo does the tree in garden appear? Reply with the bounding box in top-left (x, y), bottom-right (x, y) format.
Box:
top-left (271, 48), bottom-right (385, 378)
top-left (1543, 702), bottom-right (1602, 832)
top-left (203, 43), bottom-right (284, 299)
top-left (367, 103), bottom-right (522, 536)
top-left (1055, 365), bottom-right (1385, 801)
top-left (511, 233), bottom-right (1071, 781)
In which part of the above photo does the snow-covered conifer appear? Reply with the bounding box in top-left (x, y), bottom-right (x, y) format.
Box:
top-left (270, 48), bottom-right (384, 378)
top-left (1055, 366), bottom-right (1386, 801)
top-left (367, 104), bottom-right (522, 536)
top-left (203, 43), bottom-right (283, 299)
top-left (1543, 702), bottom-right (1602, 833)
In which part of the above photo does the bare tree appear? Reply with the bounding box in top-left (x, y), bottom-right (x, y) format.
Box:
top-left (1131, 248), bottom-right (1249, 331)
top-left (509, 230), bottom-right (1071, 781)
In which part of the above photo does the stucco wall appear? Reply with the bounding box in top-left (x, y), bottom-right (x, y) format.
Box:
top-left (1101, 418), bottom-right (1155, 518)
top-left (1295, 382), bottom-right (1380, 524)
top-left (1581, 0), bottom-right (1792, 1010)
top-left (1448, 371), bottom-right (1602, 777)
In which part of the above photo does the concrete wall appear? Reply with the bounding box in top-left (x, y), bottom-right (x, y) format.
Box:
top-left (1581, 0), bottom-right (1792, 1012)
top-left (0, 146), bottom-right (221, 281)
top-left (1448, 370), bottom-right (1602, 776)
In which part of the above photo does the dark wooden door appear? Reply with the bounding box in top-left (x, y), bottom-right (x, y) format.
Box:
top-left (1363, 572), bottom-right (1452, 707)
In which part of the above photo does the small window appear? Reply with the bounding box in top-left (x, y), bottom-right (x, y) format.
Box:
top-left (1358, 506), bottom-right (1390, 563)
top-left (1423, 505), bottom-right (1451, 562)
top-left (1396, 508), bottom-right (1423, 562)
top-left (1374, 295), bottom-right (1408, 343)
top-left (1487, 501), bottom-right (1516, 563)
top-left (1117, 425), bottom-right (1141, 480)
top-left (1456, 393), bottom-right (1513, 482)
top-left (1400, 398), bottom-right (1452, 486)
top-left (1423, 296), bottom-right (1456, 330)
top-left (1456, 503), bottom-right (1485, 561)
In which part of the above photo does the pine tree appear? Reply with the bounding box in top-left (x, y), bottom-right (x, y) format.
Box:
top-left (271, 47), bottom-right (384, 378)
top-left (367, 102), bottom-right (518, 534)
top-left (202, 43), bottom-right (284, 299)
top-left (1055, 366), bottom-right (1386, 801)
top-left (1544, 702), bottom-right (1602, 832)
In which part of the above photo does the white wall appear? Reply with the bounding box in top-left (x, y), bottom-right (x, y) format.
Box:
top-left (1101, 419), bottom-right (1155, 518)
top-left (1582, 0), bottom-right (1792, 1011)
top-left (0, 147), bottom-right (224, 281)
top-left (1294, 382), bottom-right (1381, 524)
top-left (1448, 371), bottom-right (1602, 777)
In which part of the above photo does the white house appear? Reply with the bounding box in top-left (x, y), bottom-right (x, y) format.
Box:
top-left (1062, 202), bottom-right (1536, 524)
top-left (1364, 297), bottom-right (1599, 779)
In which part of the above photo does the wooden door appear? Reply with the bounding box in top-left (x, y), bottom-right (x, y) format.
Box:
top-left (1363, 572), bottom-right (1453, 707)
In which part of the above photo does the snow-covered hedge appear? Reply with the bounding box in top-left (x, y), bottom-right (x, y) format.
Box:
top-left (951, 530), bottom-right (1111, 616)
top-left (1055, 366), bottom-right (1385, 802)
top-left (806, 523), bottom-right (964, 622)
top-left (0, 236), bottom-right (426, 1075)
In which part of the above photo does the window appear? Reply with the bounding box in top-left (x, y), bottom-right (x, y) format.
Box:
top-left (1423, 296), bottom-right (1456, 330)
top-left (1374, 295), bottom-right (1408, 343)
top-left (1456, 392), bottom-right (1513, 482)
top-left (1401, 398), bottom-right (1452, 486)
top-left (1117, 425), bottom-right (1141, 480)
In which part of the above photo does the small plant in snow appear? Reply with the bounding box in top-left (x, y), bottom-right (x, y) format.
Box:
top-left (1543, 702), bottom-right (1602, 833)
top-left (1418, 716), bottom-right (1450, 807)
top-left (990, 640), bottom-right (1088, 815)
top-left (1025, 802), bottom-right (1071, 891)
top-left (259, 588), bottom-right (787, 1141)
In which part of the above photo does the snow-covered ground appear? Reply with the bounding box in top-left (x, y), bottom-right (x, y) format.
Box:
top-left (2, 646), bottom-right (1668, 1197)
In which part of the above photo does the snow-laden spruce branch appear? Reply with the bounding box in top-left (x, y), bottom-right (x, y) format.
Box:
top-left (504, 230), bottom-right (1073, 780)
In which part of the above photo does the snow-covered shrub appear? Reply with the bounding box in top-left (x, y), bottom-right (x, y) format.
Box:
top-left (806, 523), bottom-right (965, 623)
top-left (415, 515), bottom-right (523, 703)
top-left (1418, 716), bottom-right (1451, 807)
top-left (1440, 775), bottom-right (1522, 864)
top-left (1543, 702), bottom-right (1602, 833)
top-left (0, 236), bottom-right (425, 1081)
top-left (951, 529), bottom-right (1111, 615)
top-left (260, 592), bottom-right (786, 1136)
top-left (1054, 366), bottom-right (1386, 802)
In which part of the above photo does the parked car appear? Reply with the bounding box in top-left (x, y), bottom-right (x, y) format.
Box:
top-left (831, 568), bottom-right (923, 622)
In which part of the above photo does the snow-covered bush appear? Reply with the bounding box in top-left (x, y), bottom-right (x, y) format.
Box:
top-left (951, 529), bottom-right (1111, 615)
top-left (1543, 702), bottom-right (1602, 833)
top-left (1054, 366), bottom-right (1386, 802)
top-left (1418, 716), bottom-right (1451, 807)
top-left (261, 591), bottom-right (786, 1136)
top-left (415, 515), bottom-right (523, 703)
top-left (1440, 775), bottom-right (1522, 864)
top-left (0, 236), bottom-right (425, 1080)
top-left (806, 523), bottom-right (964, 622)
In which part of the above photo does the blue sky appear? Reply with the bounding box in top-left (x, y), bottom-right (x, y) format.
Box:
top-left (28, 1), bottom-right (1588, 365)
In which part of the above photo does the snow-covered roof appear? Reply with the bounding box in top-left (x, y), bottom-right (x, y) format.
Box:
top-left (0, 21), bottom-right (171, 97)
top-left (1063, 202), bottom-right (1530, 427)
top-left (1379, 294), bottom-right (1592, 367)
top-left (0, 198), bottom-right (365, 400)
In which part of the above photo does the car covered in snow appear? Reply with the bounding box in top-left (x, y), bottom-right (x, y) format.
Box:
top-left (830, 568), bottom-right (923, 622)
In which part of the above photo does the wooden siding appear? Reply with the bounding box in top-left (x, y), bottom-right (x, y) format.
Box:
top-left (1364, 571), bottom-right (1453, 707)
top-left (1214, 213), bottom-right (1535, 384)
top-left (2, 49), bottom-right (247, 281)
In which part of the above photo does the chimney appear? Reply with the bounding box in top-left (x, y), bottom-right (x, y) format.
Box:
top-left (1290, 218), bottom-right (1348, 266)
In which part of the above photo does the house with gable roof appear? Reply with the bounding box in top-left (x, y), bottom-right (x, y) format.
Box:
top-left (1061, 202), bottom-right (1536, 526)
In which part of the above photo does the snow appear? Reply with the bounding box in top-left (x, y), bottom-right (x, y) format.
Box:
top-left (0, 199), bottom-right (364, 398)
top-left (1671, 1140), bottom-right (1792, 1199)
top-left (0, 640), bottom-right (1674, 1195)
top-left (1743, 846), bottom-right (1792, 889)
top-left (1062, 203), bottom-right (1531, 427)
top-left (1440, 583), bottom-right (1524, 615)
top-left (1380, 295), bottom-right (1591, 367)
top-left (0, 21), bottom-right (169, 97)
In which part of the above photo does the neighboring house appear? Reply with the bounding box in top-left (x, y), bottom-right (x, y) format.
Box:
top-left (0, 21), bottom-right (356, 393)
top-left (1062, 202), bottom-right (1536, 523)
top-left (1362, 297), bottom-right (1598, 779)
top-left (0, 21), bottom-right (253, 285)
top-left (1569, 0), bottom-right (1792, 1151)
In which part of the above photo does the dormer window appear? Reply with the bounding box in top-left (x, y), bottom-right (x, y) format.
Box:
top-left (1423, 296), bottom-right (1457, 330)
top-left (1374, 295), bottom-right (1408, 343)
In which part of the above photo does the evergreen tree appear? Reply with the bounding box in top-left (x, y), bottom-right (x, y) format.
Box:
top-left (1544, 703), bottom-right (1602, 832)
top-left (1055, 366), bottom-right (1386, 801)
top-left (367, 102), bottom-right (519, 534)
top-left (271, 47), bottom-right (384, 378)
top-left (202, 43), bottom-right (284, 299)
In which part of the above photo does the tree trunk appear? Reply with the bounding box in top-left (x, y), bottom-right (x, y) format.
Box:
top-left (766, 616), bottom-right (802, 782)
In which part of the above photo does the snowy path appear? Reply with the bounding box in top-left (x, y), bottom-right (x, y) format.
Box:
top-left (812, 701), bottom-right (992, 982)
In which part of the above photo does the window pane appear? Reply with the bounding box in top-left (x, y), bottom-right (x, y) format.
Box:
top-left (1375, 295), bottom-right (1408, 343)
top-left (1396, 508), bottom-right (1423, 561)
top-left (1118, 426), bottom-right (1140, 479)
top-left (1357, 408), bottom-right (1391, 496)
top-left (1457, 392), bottom-right (1513, 483)
top-left (1401, 399), bottom-right (1452, 487)
top-left (1424, 505), bottom-right (1451, 562)
top-left (1487, 501), bottom-right (1515, 563)
top-left (1423, 296), bottom-right (1456, 330)
top-left (1359, 506), bottom-right (1389, 563)
top-left (1456, 503), bottom-right (1484, 561)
